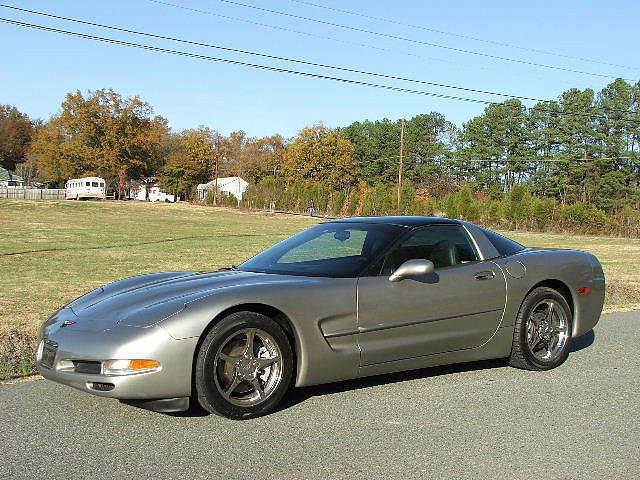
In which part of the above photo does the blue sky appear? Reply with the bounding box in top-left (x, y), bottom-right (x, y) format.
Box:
top-left (1, 0), bottom-right (639, 138)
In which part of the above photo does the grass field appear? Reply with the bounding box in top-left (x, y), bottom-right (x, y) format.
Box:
top-left (1, 199), bottom-right (638, 378)
top-left (505, 230), bottom-right (640, 310)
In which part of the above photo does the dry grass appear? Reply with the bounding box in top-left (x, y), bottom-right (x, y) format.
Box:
top-left (0, 200), bottom-right (318, 378)
top-left (0, 326), bottom-right (39, 378)
top-left (0, 199), bottom-right (637, 378)
top-left (505, 231), bottom-right (640, 312)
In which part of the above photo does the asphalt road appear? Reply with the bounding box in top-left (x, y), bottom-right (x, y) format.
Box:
top-left (1, 311), bottom-right (638, 480)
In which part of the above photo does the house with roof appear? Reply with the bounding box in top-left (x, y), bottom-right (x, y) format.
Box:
top-left (196, 177), bottom-right (248, 201)
top-left (0, 167), bottom-right (24, 187)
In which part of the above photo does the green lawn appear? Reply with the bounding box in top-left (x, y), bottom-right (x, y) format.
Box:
top-left (0, 200), bottom-right (318, 333)
top-left (1, 199), bottom-right (637, 378)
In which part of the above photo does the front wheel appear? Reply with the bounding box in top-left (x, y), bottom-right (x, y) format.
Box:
top-left (509, 287), bottom-right (573, 370)
top-left (195, 312), bottom-right (293, 419)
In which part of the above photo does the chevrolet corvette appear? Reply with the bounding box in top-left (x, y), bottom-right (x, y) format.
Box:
top-left (37, 216), bottom-right (605, 419)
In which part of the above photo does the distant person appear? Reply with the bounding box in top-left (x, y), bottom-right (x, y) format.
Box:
top-left (308, 199), bottom-right (316, 217)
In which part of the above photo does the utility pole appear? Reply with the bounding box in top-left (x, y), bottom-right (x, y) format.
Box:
top-left (397, 118), bottom-right (405, 210)
top-left (214, 157), bottom-right (219, 206)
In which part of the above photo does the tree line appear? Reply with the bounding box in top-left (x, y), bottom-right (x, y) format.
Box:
top-left (2, 79), bottom-right (640, 234)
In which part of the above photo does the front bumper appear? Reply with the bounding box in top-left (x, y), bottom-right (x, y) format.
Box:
top-left (37, 321), bottom-right (198, 401)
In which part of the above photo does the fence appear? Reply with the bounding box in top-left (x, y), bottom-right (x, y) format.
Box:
top-left (0, 188), bottom-right (66, 200)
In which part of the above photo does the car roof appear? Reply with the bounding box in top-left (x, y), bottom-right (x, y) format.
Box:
top-left (328, 216), bottom-right (463, 227)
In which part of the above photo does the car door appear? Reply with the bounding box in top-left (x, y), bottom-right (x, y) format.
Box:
top-left (356, 224), bottom-right (507, 366)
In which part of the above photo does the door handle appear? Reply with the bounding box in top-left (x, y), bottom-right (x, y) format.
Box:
top-left (474, 270), bottom-right (495, 280)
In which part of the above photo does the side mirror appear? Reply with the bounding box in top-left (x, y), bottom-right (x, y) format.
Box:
top-left (389, 259), bottom-right (435, 282)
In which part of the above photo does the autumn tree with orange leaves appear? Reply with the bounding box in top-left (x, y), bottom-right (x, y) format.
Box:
top-left (31, 89), bottom-right (168, 194)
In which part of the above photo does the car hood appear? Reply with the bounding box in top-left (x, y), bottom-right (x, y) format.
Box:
top-left (62, 270), bottom-right (287, 331)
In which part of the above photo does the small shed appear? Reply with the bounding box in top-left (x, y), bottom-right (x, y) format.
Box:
top-left (197, 177), bottom-right (248, 201)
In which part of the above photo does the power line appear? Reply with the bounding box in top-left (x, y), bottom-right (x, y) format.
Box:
top-left (399, 157), bottom-right (638, 164)
top-left (140, 0), bottom-right (597, 89)
top-left (141, 0), bottom-right (426, 62)
top-left (3, 16), bottom-right (640, 125)
top-left (259, 155), bottom-right (639, 167)
top-left (0, 17), bottom-right (494, 105)
top-left (218, 0), bottom-right (635, 82)
top-left (289, 0), bottom-right (640, 72)
top-left (8, 3), bottom-right (632, 121)
top-left (0, 4), bottom-right (546, 103)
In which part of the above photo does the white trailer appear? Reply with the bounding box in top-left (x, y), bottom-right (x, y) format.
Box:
top-left (65, 177), bottom-right (106, 200)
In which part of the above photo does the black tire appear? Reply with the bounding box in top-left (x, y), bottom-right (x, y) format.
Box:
top-left (195, 311), bottom-right (293, 419)
top-left (508, 287), bottom-right (573, 371)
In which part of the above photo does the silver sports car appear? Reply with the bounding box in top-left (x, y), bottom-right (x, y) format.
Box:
top-left (37, 217), bottom-right (605, 419)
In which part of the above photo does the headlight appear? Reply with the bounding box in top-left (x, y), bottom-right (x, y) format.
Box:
top-left (35, 340), bottom-right (44, 362)
top-left (102, 359), bottom-right (161, 375)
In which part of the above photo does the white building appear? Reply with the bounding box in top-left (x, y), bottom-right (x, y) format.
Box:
top-left (197, 177), bottom-right (248, 201)
top-left (135, 184), bottom-right (176, 202)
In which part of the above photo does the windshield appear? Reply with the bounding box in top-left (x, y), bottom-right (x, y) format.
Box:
top-left (238, 222), bottom-right (405, 277)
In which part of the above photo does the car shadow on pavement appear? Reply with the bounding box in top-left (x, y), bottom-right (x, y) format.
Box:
top-left (279, 357), bottom-right (507, 413)
top-left (168, 329), bottom-right (597, 418)
top-left (166, 358), bottom-right (507, 418)
top-left (571, 329), bottom-right (595, 352)
top-left (281, 329), bottom-right (597, 413)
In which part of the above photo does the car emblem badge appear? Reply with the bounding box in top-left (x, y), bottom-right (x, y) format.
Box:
top-left (60, 320), bottom-right (76, 328)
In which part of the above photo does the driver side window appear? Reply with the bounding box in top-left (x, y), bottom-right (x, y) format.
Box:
top-left (381, 225), bottom-right (479, 275)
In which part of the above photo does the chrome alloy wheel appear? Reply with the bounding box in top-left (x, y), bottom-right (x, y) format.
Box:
top-left (213, 328), bottom-right (283, 407)
top-left (526, 299), bottom-right (569, 361)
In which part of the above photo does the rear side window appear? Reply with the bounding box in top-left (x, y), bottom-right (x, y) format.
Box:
top-left (480, 228), bottom-right (525, 257)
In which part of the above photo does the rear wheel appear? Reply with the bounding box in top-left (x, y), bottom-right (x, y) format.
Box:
top-left (509, 287), bottom-right (572, 370)
top-left (195, 312), bottom-right (293, 419)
